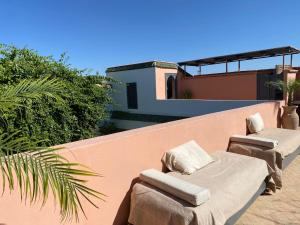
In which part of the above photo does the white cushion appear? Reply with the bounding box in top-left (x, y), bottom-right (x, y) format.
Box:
top-left (140, 169), bottom-right (210, 206)
top-left (230, 134), bottom-right (279, 148)
top-left (246, 113), bottom-right (265, 133)
top-left (161, 140), bottom-right (214, 174)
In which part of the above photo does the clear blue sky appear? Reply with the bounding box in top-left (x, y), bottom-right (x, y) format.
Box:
top-left (1, 0), bottom-right (300, 75)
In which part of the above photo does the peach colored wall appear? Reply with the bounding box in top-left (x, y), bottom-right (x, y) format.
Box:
top-left (283, 69), bottom-right (298, 103)
top-left (0, 101), bottom-right (282, 225)
top-left (155, 67), bottom-right (178, 99)
top-left (294, 68), bottom-right (300, 101)
top-left (177, 71), bottom-right (258, 100)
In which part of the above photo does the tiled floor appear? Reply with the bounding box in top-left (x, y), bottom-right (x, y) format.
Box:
top-left (236, 155), bottom-right (300, 225)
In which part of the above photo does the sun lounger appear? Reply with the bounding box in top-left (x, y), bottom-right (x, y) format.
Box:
top-left (228, 140), bottom-right (282, 190)
top-left (248, 128), bottom-right (300, 169)
top-left (128, 151), bottom-right (269, 225)
top-left (228, 127), bottom-right (300, 190)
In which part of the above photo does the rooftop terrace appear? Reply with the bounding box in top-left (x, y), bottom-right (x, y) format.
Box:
top-left (0, 101), bottom-right (299, 225)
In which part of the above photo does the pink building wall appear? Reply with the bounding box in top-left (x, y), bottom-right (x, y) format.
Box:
top-left (0, 101), bottom-right (282, 225)
top-left (293, 67), bottom-right (300, 101)
top-left (177, 70), bottom-right (258, 100)
top-left (155, 67), bottom-right (178, 99)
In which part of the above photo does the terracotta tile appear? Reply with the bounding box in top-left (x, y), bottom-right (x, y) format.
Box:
top-left (236, 155), bottom-right (300, 225)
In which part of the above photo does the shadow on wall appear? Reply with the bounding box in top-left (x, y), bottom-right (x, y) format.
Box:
top-left (112, 178), bottom-right (139, 225)
top-left (276, 106), bottom-right (282, 128)
top-left (152, 100), bottom-right (269, 117)
top-left (112, 162), bottom-right (168, 225)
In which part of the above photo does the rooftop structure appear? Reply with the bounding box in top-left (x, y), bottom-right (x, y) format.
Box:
top-left (178, 46), bottom-right (300, 73)
top-left (106, 46), bottom-right (300, 130)
top-left (106, 61), bottom-right (178, 73)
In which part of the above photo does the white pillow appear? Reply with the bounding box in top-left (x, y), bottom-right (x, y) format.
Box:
top-left (140, 169), bottom-right (211, 206)
top-left (230, 135), bottom-right (278, 148)
top-left (161, 140), bottom-right (214, 174)
top-left (246, 112), bottom-right (265, 133)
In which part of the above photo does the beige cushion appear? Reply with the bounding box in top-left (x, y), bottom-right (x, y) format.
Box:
top-left (230, 134), bottom-right (279, 148)
top-left (247, 112), bottom-right (265, 133)
top-left (161, 140), bottom-right (214, 174)
top-left (140, 169), bottom-right (210, 206)
top-left (249, 128), bottom-right (300, 157)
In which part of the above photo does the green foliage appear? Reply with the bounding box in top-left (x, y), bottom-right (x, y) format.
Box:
top-left (0, 78), bottom-right (104, 222)
top-left (183, 89), bottom-right (193, 99)
top-left (0, 76), bottom-right (63, 111)
top-left (269, 79), bottom-right (300, 105)
top-left (0, 44), bottom-right (113, 145)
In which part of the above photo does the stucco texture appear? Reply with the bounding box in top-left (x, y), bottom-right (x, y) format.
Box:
top-left (177, 70), bottom-right (258, 100)
top-left (0, 101), bottom-right (282, 225)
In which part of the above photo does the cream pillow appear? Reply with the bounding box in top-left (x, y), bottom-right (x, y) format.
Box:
top-left (140, 169), bottom-right (211, 206)
top-left (246, 112), bottom-right (264, 133)
top-left (230, 135), bottom-right (278, 148)
top-left (161, 140), bottom-right (214, 174)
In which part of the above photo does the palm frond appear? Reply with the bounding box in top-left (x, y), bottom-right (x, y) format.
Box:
top-left (268, 79), bottom-right (300, 93)
top-left (268, 80), bottom-right (285, 91)
top-left (0, 132), bottom-right (105, 222)
top-left (268, 79), bottom-right (300, 105)
top-left (0, 77), bottom-right (64, 112)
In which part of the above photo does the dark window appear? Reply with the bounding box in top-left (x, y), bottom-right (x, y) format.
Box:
top-left (126, 83), bottom-right (138, 109)
top-left (257, 74), bottom-right (283, 100)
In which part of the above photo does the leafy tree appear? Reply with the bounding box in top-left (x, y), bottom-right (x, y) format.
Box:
top-left (0, 77), bottom-right (104, 222)
top-left (0, 44), bottom-right (113, 145)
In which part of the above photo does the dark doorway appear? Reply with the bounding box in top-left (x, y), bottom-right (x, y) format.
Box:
top-left (257, 74), bottom-right (283, 100)
top-left (167, 76), bottom-right (175, 99)
top-left (126, 83), bottom-right (138, 109)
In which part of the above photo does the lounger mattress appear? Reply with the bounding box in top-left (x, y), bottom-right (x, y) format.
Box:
top-left (128, 151), bottom-right (269, 225)
top-left (249, 128), bottom-right (300, 157)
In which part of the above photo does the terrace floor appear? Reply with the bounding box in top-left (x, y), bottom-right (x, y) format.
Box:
top-left (236, 155), bottom-right (300, 225)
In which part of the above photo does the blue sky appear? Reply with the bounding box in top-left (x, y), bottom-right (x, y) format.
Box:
top-left (1, 0), bottom-right (300, 75)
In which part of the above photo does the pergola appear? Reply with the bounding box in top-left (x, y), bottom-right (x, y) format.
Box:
top-left (178, 46), bottom-right (300, 74)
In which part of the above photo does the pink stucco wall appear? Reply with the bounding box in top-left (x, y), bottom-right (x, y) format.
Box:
top-left (0, 101), bottom-right (282, 225)
top-left (283, 70), bottom-right (298, 103)
top-left (177, 70), bottom-right (258, 100)
top-left (155, 67), bottom-right (178, 99)
top-left (293, 67), bottom-right (300, 101)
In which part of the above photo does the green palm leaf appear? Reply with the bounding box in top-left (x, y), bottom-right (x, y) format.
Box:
top-left (0, 78), bottom-right (105, 221)
top-left (268, 79), bottom-right (300, 105)
top-left (0, 132), bottom-right (105, 221)
top-left (0, 76), bottom-right (63, 111)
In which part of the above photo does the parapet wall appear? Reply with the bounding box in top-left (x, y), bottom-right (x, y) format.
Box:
top-left (177, 70), bottom-right (258, 100)
top-left (0, 101), bottom-right (282, 225)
